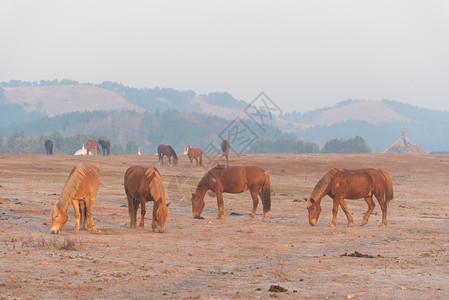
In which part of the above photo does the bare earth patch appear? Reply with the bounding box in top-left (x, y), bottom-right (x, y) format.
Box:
top-left (0, 153), bottom-right (448, 299)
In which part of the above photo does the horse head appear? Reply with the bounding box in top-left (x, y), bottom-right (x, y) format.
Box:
top-left (305, 197), bottom-right (321, 226)
top-left (50, 202), bottom-right (68, 234)
top-left (154, 201), bottom-right (170, 233)
top-left (184, 146), bottom-right (190, 155)
top-left (191, 192), bottom-right (205, 219)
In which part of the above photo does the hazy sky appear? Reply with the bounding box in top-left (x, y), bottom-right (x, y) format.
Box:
top-left (2, 0), bottom-right (449, 112)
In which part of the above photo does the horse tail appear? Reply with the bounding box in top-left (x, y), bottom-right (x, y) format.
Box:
top-left (261, 171), bottom-right (271, 212)
top-left (199, 153), bottom-right (202, 167)
top-left (380, 170), bottom-right (394, 206)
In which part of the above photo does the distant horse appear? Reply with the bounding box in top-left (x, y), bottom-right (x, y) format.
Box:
top-left (158, 144), bottom-right (178, 167)
top-left (50, 163), bottom-right (100, 234)
top-left (184, 145), bottom-right (202, 168)
top-left (86, 140), bottom-right (101, 156)
top-left (191, 165), bottom-right (271, 221)
top-left (98, 139), bottom-right (110, 155)
top-left (124, 165), bottom-right (170, 233)
top-left (221, 140), bottom-right (230, 161)
top-left (305, 168), bottom-right (394, 227)
top-left (44, 139), bottom-right (53, 155)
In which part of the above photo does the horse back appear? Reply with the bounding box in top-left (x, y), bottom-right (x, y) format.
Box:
top-left (211, 166), bottom-right (265, 192)
top-left (125, 165), bottom-right (161, 200)
top-left (76, 164), bottom-right (100, 198)
top-left (330, 170), bottom-right (374, 199)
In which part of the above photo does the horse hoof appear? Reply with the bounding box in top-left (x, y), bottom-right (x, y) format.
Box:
top-left (348, 223), bottom-right (354, 227)
top-left (379, 223), bottom-right (386, 227)
top-left (139, 226), bottom-right (144, 231)
top-left (90, 228), bottom-right (97, 233)
top-left (329, 223), bottom-right (336, 228)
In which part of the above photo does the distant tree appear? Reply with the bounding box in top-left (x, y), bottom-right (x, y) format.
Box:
top-left (111, 143), bottom-right (125, 155)
top-left (322, 136), bottom-right (372, 153)
top-left (125, 141), bottom-right (139, 155)
top-left (249, 138), bottom-right (320, 154)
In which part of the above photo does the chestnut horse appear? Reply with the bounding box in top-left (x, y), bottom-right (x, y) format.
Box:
top-left (50, 163), bottom-right (100, 234)
top-left (191, 165), bottom-right (271, 221)
top-left (98, 139), bottom-right (110, 155)
top-left (221, 140), bottom-right (230, 161)
top-left (44, 139), bottom-right (53, 155)
top-left (124, 165), bottom-right (170, 233)
top-left (184, 145), bottom-right (202, 168)
top-left (86, 140), bottom-right (101, 156)
top-left (158, 144), bottom-right (178, 167)
top-left (305, 168), bottom-right (394, 227)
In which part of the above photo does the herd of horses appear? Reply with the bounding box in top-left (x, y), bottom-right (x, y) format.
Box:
top-left (44, 139), bottom-right (111, 156)
top-left (49, 140), bottom-right (394, 234)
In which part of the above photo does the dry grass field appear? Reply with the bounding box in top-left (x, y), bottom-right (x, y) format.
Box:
top-left (0, 153), bottom-right (448, 299)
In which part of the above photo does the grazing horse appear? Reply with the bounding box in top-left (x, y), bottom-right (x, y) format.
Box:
top-left (44, 139), bottom-right (53, 155)
top-left (191, 165), bottom-right (271, 221)
top-left (184, 145), bottom-right (202, 168)
top-left (305, 168), bottom-right (394, 227)
top-left (157, 144), bottom-right (178, 167)
top-left (221, 140), bottom-right (230, 161)
top-left (98, 139), bottom-right (110, 155)
top-left (86, 140), bottom-right (101, 156)
top-left (124, 165), bottom-right (170, 233)
top-left (50, 163), bottom-right (100, 234)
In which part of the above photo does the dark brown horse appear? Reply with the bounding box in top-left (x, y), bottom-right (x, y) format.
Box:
top-left (44, 139), bottom-right (53, 155)
top-left (51, 163), bottom-right (100, 234)
top-left (98, 139), bottom-right (110, 155)
top-left (124, 165), bottom-right (170, 233)
top-left (184, 145), bottom-right (202, 168)
top-left (221, 140), bottom-right (230, 161)
top-left (158, 144), bottom-right (178, 166)
top-left (191, 165), bottom-right (271, 221)
top-left (86, 140), bottom-right (101, 156)
top-left (305, 168), bottom-right (394, 227)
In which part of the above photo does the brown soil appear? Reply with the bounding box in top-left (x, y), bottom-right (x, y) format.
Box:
top-left (0, 153), bottom-right (448, 299)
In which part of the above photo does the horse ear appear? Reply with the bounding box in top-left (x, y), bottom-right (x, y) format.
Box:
top-left (50, 201), bottom-right (54, 206)
top-left (303, 198), bottom-right (308, 202)
top-left (166, 202), bottom-right (171, 207)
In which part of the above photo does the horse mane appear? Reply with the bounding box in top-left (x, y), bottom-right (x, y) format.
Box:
top-left (168, 145), bottom-right (178, 161)
top-left (58, 163), bottom-right (86, 211)
top-left (145, 167), bottom-right (166, 204)
top-left (309, 168), bottom-right (345, 204)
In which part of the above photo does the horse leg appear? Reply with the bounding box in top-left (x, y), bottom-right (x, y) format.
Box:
top-left (362, 194), bottom-right (376, 226)
top-left (248, 189), bottom-right (259, 221)
top-left (86, 197), bottom-right (97, 233)
top-left (215, 190), bottom-right (226, 220)
top-left (126, 192), bottom-right (136, 228)
top-left (79, 200), bottom-right (86, 229)
top-left (339, 198), bottom-right (354, 227)
top-left (329, 197), bottom-right (340, 227)
top-left (376, 192), bottom-right (388, 227)
top-left (151, 202), bottom-right (158, 232)
top-left (139, 197), bottom-right (146, 230)
top-left (72, 200), bottom-right (81, 234)
top-left (158, 153), bottom-right (161, 165)
top-left (189, 157), bottom-right (193, 168)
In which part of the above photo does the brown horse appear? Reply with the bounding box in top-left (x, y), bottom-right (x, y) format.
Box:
top-left (86, 140), bottom-right (101, 156)
top-left (221, 140), bottom-right (230, 161)
top-left (305, 168), bottom-right (394, 227)
top-left (124, 165), bottom-right (170, 233)
top-left (44, 139), bottom-right (53, 155)
top-left (191, 165), bottom-right (271, 221)
top-left (184, 145), bottom-right (202, 168)
top-left (50, 163), bottom-right (100, 234)
top-left (158, 144), bottom-right (178, 166)
top-left (98, 139), bottom-right (110, 155)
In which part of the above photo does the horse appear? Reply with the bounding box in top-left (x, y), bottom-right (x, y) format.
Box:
top-left (50, 163), bottom-right (100, 234)
top-left (221, 140), bottom-right (230, 161)
top-left (86, 140), bottom-right (101, 156)
top-left (124, 165), bottom-right (170, 233)
top-left (191, 165), bottom-right (271, 221)
top-left (305, 168), bottom-right (394, 227)
top-left (98, 139), bottom-right (110, 155)
top-left (157, 144), bottom-right (178, 167)
top-left (44, 139), bottom-right (53, 155)
top-left (184, 145), bottom-right (202, 168)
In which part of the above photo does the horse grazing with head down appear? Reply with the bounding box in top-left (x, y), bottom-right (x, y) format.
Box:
top-left (50, 163), bottom-right (100, 234)
top-left (124, 165), bottom-right (170, 233)
top-left (44, 139), bottom-right (53, 155)
top-left (86, 140), bottom-right (101, 156)
top-left (158, 144), bottom-right (178, 167)
top-left (184, 145), bottom-right (202, 168)
top-left (98, 139), bottom-right (110, 155)
top-left (221, 140), bottom-right (230, 161)
top-left (305, 168), bottom-right (394, 227)
top-left (191, 165), bottom-right (271, 221)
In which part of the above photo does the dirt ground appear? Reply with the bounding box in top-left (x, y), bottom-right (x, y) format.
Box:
top-left (0, 153), bottom-right (448, 299)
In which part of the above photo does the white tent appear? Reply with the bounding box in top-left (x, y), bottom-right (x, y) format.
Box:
top-left (74, 145), bottom-right (88, 156)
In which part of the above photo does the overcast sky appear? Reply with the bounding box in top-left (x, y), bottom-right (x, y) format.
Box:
top-left (1, 0), bottom-right (449, 112)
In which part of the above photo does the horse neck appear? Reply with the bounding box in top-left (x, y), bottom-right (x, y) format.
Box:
top-left (194, 175), bottom-right (209, 199)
